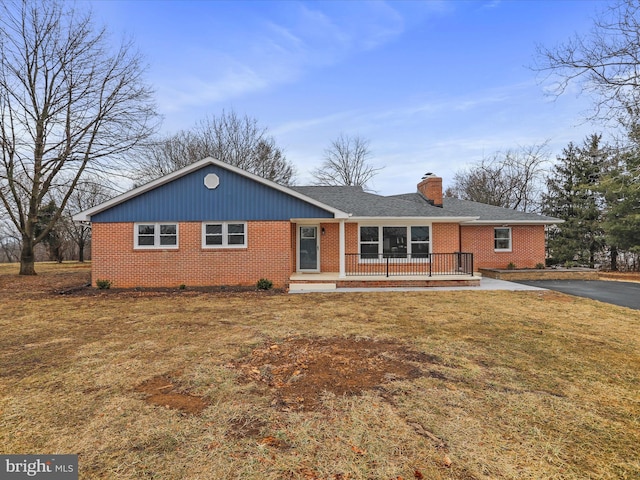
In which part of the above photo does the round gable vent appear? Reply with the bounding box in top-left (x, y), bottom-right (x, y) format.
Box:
top-left (204, 173), bottom-right (220, 189)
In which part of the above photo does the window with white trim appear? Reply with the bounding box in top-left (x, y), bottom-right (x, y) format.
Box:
top-left (359, 225), bottom-right (430, 259)
top-left (202, 222), bottom-right (247, 248)
top-left (134, 223), bottom-right (178, 249)
top-left (410, 226), bottom-right (430, 258)
top-left (494, 227), bottom-right (512, 251)
top-left (360, 226), bottom-right (379, 259)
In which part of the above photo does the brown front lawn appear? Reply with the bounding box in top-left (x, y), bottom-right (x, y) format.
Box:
top-left (0, 263), bottom-right (638, 479)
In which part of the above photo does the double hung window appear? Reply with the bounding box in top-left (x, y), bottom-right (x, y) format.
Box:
top-left (203, 222), bottom-right (247, 248)
top-left (410, 226), bottom-right (430, 258)
top-left (135, 223), bottom-right (178, 249)
top-left (494, 227), bottom-right (512, 251)
top-left (359, 226), bottom-right (380, 259)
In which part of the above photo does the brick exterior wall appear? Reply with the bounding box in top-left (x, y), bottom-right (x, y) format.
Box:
top-left (318, 222), bottom-right (545, 273)
top-left (432, 223), bottom-right (460, 253)
top-left (93, 220), bottom-right (547, 288)
top-left (92, 221), bottom-right (292, 288)
top-left (460, 224), bottom-right (546, 269)
top-left (320, 222), bottom-right (340, 273)
top-left (345, 223), bottom-right (359, 254)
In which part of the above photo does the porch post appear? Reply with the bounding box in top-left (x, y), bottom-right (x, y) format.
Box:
top-left (339, 220), bottom-right (346, 278)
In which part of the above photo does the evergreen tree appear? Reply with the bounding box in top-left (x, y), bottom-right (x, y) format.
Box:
top-left (600, 145), bottom-right (640, 268)
top-left (543, 134), bottom-right (608, 267)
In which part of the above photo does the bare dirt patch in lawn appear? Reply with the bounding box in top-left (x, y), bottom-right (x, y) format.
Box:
top-left (135, 372), bottom-right (209, 414)
top-left (232, 337), bottom-right (426, 411)
top-left (134, 336), bottom-right (427, 416)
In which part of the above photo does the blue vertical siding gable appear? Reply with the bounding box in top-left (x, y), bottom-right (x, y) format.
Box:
top-left (91, 165), bottom-right (334, 222)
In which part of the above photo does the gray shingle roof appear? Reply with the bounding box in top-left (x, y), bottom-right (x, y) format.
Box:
top-left (389, 193), bottom-right (561, 223)
top-left (442, 197), bottom-right (561, 222)
top-left (294, 186), bottom-right (561, 223)
top-left (292, 186), bottom-right (462, 218)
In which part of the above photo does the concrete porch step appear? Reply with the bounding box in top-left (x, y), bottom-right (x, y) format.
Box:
top-left (289, 282), bottom-right (337, 292)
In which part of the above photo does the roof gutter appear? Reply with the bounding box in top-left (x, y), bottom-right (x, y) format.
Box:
top-left (461, 219), bottom-right (564, 225)
top-left (347, 216), bottom-right (479, 223)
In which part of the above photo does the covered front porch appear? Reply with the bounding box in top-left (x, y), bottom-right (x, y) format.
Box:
top-left (291, 220), bottom-right (479, 290)
top-left (289, 252), bottom-right (479, 291)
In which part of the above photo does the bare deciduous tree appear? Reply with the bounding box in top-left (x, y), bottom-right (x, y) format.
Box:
top-left (0, 215), bottom-right (20, 262)
top-left (311, 134), bottom-right (381, 191)
top-left (448, 143), bottom-right (550, 212)
top-left (535, 0), bottom-right (640, 123)
top-left (0, 0), bottom-right (158, 275)
top-left (137, 110), bottom-right (295, 185)
top-left (62, 178), bottom-right (111, 262)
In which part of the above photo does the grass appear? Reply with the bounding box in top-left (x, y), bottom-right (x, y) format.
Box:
top-left (1, 263), bottom-right (639, 479)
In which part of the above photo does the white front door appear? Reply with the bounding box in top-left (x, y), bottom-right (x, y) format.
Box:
top-left (298, 225), bottom-right (319, 272)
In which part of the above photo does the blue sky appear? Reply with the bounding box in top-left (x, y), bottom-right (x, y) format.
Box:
top-left (88, 0), bottom-right (610, 195)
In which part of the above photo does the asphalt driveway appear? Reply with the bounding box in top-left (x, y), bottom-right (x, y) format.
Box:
top-left (513, 279), bottom-right (640, 310)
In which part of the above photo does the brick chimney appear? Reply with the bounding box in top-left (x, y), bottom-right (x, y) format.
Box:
top-left (417, 173), bottom-right (443, 207)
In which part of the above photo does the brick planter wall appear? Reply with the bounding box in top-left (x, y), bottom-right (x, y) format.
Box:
top-left (480, 268), bottom-right (598, 281)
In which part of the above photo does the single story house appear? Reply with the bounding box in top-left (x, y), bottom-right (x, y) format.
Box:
top-left (73, 157), bottom-right (562, 290)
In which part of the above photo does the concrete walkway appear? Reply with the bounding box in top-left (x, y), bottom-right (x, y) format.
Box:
top-left (289, 277), bottom-right (546, 293)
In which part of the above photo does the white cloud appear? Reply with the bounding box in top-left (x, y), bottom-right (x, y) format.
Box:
top-left (348, 1), bottom-right (405, 50)
top-left (272, 111), bottom-right (358, 136)
top-left (153, 1), bottom-right (409, 113)
top-left (157, 64), bottom-right (268, 112)
top-left (483, 1), bottom-right (502, 9)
